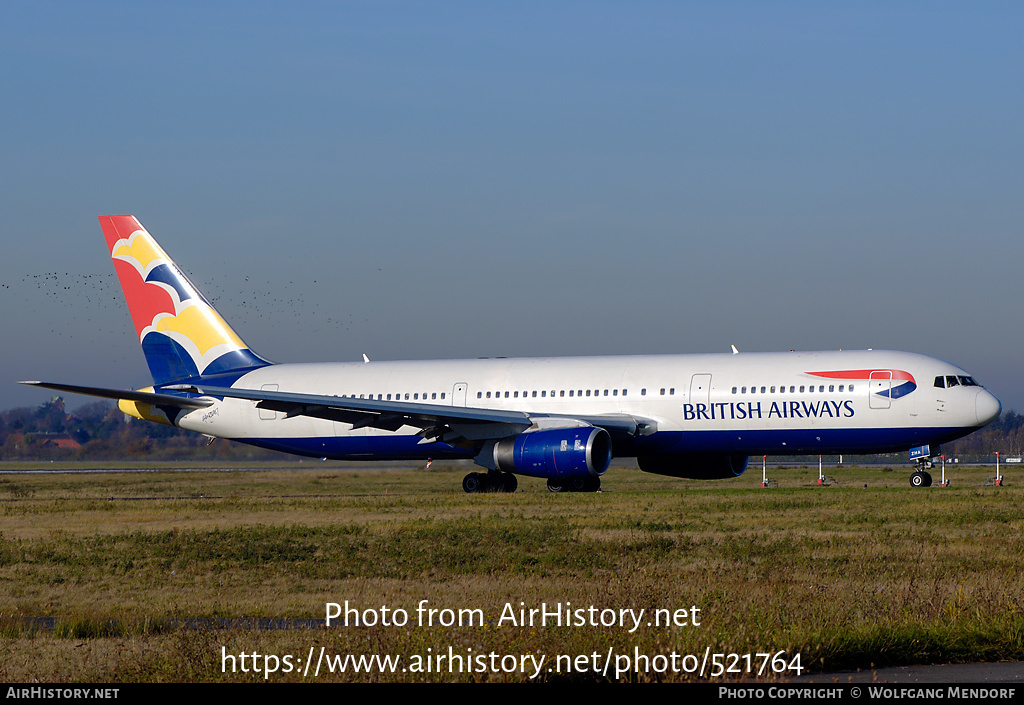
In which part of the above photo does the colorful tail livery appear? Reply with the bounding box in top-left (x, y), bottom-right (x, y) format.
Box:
top-left (99, 215), bottom-right (270, 385)
top-left (21, 215), bottom-right (1001, 492)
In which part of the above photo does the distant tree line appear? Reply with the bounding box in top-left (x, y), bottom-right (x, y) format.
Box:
top-left (0, 397), bottom-right (282, 461)
top-left (1, 397), bottom-right (1021, 463)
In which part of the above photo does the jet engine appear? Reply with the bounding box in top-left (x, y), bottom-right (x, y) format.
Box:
top-left (637, 454), bottom-right (748, 479)
top-left (492, 426), bottom-right (612, 480)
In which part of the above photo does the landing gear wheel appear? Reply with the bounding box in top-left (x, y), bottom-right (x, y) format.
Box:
top-left (502, 473), bottom-right (518, 493)
top-left (560, 476), bottom-right (601, 492)
top-left (910, 471), bottom-right (933, 488)
top-left (484, 471), bottom-right (518, 493)
top-left (463, 472), bottom-right (484, 493)
top-left (547, 479), bottom-right (567, 493)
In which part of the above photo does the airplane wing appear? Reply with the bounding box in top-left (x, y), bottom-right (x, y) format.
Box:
top-left (185, 384), bottom-right (652, 444)
top-left (21, 379), bottom-right (653, 445)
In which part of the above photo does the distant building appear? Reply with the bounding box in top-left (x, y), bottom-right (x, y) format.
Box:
top-left (31, 432), bottom-right (82, 450)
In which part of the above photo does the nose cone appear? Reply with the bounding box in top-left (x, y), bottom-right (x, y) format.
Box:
top-left (976, 390), bottom-right (1001, 426)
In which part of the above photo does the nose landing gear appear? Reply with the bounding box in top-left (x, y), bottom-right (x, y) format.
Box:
top-left (910, 470), bottom-right (933, 487)
top-left (910, 456), bottom-right (934, 488)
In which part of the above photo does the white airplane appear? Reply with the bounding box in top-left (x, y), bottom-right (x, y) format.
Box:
top-left (23, 215), bottom-right (1001, 492)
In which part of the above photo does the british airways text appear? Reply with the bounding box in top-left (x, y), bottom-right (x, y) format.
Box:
top-left (683, 400), bottom-right (856, 421)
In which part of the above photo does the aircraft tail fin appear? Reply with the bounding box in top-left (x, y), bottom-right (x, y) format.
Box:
top-left (99, 215), bottom-right (272, 386)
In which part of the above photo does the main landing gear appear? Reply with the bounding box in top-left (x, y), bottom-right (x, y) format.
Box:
top-left (546, 477), bottom-right (601, 493)
top-left (460, 472), bottom-right (602, 493)
top-left (462, 471), bottom-right (518, 493)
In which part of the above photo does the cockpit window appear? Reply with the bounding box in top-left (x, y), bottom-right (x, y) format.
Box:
top-left (936, 375), bottom-right (980, 389)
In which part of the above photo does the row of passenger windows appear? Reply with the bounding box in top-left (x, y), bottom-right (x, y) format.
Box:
top-left (353, 379), bottom-right (978, 400)
top-left (476, 388), bottom-right (647, 399)
top-left (335, 388), bottom-right (680, 402)
top-left (935, 375), bottom-right (978, 388)
top-left (731, 384), bottom-right (855, 394)
top-left (476, 388), bottom-right (678, 399)
top-left (348, 392), bottom-right (447, 401)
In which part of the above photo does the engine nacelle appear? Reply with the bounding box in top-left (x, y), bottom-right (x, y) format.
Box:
top-left (493, 427), bottom-right (612, 480)
top-left (637, 454), bottom-right (748, 480)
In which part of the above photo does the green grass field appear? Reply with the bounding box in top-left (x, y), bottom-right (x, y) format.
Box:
top-left (1, 460), bottom-right (1021, 682)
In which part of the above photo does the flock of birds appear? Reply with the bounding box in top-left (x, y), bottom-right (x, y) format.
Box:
top-left (3, 267), bottom-right (371, 364)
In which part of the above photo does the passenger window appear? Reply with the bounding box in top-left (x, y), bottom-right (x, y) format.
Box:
top-left (613, 389), bottom-right (618, 396)
top-left (741, 387), bottom-right (747, 393)
top-left (641, 389), bottom-right (647, 396)
top-left (604, 390), bottom-right (609, 396)
top-left (732, 387), bottom-right (738, 394)
top-left (441, 393), bottom-right (445, 399)
top-left (790, 386), bottom-right (795, 393)
top-left (532, 391), bottom-right (537, 397)
top-left (829, 385), bottom-right (834, 392)
top-left (670, 388), bottom-right (675, 395)
top-left (770, 386), bottom-right (776, 393)
top-left (838, 385), bottom-right (844, 392)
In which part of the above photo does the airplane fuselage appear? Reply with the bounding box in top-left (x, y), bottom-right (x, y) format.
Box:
top-left (176, 349), bottom-right (997, 462)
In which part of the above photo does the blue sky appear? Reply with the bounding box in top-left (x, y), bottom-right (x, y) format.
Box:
top-left (2, 1), bottom-right (1023, 412)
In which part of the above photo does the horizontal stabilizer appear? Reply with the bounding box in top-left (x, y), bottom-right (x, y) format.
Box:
top-left (19, 381), bottom-right (213, 409)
